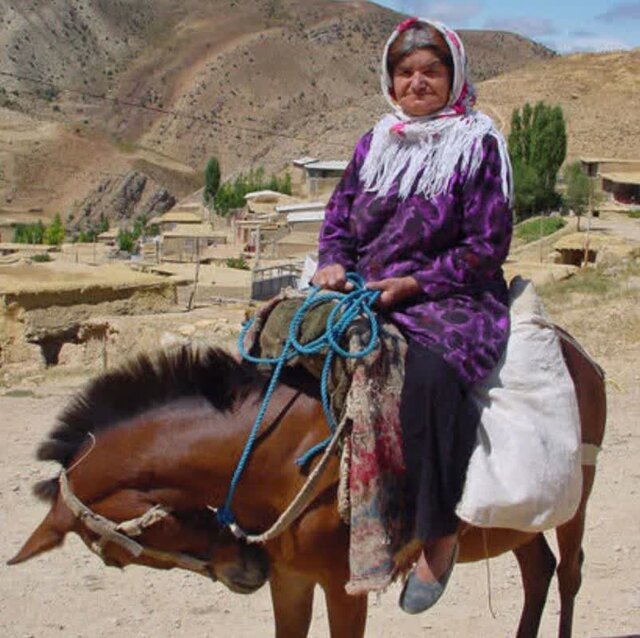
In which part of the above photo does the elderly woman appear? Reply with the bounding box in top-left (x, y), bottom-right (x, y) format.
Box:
top-left (312, 18), bottom-right (513, 613)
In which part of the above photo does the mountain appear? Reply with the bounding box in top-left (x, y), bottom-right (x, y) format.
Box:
top-left (0, 0), bottom-right (557, 223)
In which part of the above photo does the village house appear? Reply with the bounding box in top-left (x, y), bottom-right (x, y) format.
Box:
top-left (580, 157), bottom-right (640, 203)
top-left (298, 160), bottom-right (348, 199)
top-left (234, 190), bottom-right (297, 251)
top-left (152, 209), bottom-right (203, 234)
top-left (96, 229), bottom-right (119, 246)
top-left (600, 172), bottom-right (640, 206)
top-left (161, 224), bottom-right (226, 263)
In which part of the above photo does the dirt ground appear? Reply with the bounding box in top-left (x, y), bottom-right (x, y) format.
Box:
top-left (1, 261), bottom-right (640, 637)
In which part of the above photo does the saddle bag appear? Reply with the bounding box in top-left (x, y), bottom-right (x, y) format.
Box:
top-left (456, 277), bottom-right (583, 531)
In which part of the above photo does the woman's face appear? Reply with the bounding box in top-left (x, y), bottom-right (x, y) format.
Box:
top-left (391, 48), bottom-right (451, 117)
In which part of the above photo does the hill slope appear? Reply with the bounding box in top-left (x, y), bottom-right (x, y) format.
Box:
top-left (0, 0), bottom-right (557, 221)
top-left (476, 48), bottom-right (640, 161)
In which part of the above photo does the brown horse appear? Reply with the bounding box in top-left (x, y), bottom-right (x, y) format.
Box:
top-left (8, 336), bottom-right (605, 638)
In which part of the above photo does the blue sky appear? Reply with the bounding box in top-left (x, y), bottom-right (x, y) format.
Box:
top-left (374, 1), bottom-right (640, 52)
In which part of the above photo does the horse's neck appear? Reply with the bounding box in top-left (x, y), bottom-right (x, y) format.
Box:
top-left (70, 385), bottom-right (324, 530)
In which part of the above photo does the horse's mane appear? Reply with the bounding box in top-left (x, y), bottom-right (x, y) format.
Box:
top-left (34, 346), bottom-right (264, 502)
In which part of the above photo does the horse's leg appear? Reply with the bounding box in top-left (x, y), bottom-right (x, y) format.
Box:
top-left (513, 533), bottom-right (557, 638)
top-left (323, 579), bottom-right (367, 638)
top-left (555, 464), bottom-right (595, 638)
top-left (269, 565), bottom-right (315, 638)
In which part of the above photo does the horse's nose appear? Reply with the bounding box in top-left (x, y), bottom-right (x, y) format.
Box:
top-left (216, 544), bottom-right (269, 593)
top-left (102, 555), bottom-right (124, 569)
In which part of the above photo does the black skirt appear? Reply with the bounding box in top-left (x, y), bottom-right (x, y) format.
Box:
top-left (400, 340), bottom-right (480, 541)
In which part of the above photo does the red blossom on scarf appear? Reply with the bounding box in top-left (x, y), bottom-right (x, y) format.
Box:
top-left (390, 122), bottom-right (407, 136)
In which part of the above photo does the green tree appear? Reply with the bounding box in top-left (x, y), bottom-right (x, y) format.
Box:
top-left (512, 162), bottom-right (546, 219)
top-left (117, 229), bottom-right (135, 253)
top-left (44, 214), bottom-right (65, 246)
top-left (563, 161), bottom-right (603, 231)
top-left (13, 220), bottom-right (46, 244)
top-left (203, 157), bottom-right (221, 208)
top-left (563, 162), bottom-right (589, 214)
top-left (508, 102), bottom-right (567, 219)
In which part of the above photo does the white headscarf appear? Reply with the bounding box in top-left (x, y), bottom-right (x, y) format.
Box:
top-left (360, 17), bottom-right (512, 202)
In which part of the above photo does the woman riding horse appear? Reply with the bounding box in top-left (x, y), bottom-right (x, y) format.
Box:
top-left (313, 17), bottom-right (512, 613)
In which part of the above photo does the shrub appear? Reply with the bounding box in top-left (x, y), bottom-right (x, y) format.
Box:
top-left (117, 229), bottom-right (135, 253)
top-left (31, 253), bottom-right (51, 262)
top-left (225, 256), bottom-right (250, 270)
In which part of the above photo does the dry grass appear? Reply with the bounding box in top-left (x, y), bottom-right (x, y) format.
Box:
top-left (539, 258), bottom-right (640, 357)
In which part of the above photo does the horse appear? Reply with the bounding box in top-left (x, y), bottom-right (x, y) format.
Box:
top-left (8, 334), bottom-right (606, 638)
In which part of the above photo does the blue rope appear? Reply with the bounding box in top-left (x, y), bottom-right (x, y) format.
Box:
top-left (216, 273), bottom-right (380, 527)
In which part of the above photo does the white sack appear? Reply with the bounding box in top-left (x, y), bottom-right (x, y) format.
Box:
top-left (456, 277), bottom-right (583, 531)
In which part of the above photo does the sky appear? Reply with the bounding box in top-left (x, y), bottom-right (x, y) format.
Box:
top-left (374, 0), bottom-right (640, 53)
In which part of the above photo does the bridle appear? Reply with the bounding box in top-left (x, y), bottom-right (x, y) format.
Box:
top-left (58, 471), bottom-right (217, 579)
top-left (56, 382), bottom-right (338, 569)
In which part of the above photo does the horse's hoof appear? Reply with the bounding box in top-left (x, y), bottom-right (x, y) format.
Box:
top-left (398, 545), bottom-right (458, 614)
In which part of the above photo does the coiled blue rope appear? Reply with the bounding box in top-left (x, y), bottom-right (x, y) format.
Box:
top-left (216, 273), bottom-right (380, 528)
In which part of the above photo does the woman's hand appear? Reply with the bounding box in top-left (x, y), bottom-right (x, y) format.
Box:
top-left (366, 276), bottom-right (420, 308)
top-left (311, 264), bottom-right (354, 292)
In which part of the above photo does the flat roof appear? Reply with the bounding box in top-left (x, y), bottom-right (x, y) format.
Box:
top-left (580, 157), bottom-right (640, 164)
top-left (0, 242), bottom-right (57, 251)
top-left (155, 211), bottom-right (203, 223)
top-left (244, 190), bottom-right (283, 201)
top-left (276, 201), bottom-right (326, 214)
top-left (97, 230), bottom-right (119, 239)
top-left (292, 156), bottom-right (318, 167)
top-left (162, 223), bottom-right (219, 237)
top-left (601, 172), bottom-right (640, 186)
top-left (286, 211), bottom-right (325, 223)
top-left (304, 160), bottom-right (348, 172)
top-left (235, 220), bottom-right (280, 228)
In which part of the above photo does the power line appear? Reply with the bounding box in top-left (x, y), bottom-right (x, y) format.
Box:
top-left (0, 70), bottom-right (352, 150)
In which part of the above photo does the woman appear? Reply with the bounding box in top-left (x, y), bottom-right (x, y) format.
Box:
top-left (312, 18), bottom-right (513, 613)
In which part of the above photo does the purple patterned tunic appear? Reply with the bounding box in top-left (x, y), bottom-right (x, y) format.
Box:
top-left (318, 130), bottom-right (513, 385)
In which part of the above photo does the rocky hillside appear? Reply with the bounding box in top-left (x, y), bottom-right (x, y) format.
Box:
top-left (72, 171), bottom-right (176, 232)
top-left (0, 0), bottom-right (557, 222)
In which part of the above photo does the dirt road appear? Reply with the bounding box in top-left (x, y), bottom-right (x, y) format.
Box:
top-left (2, 278), bottom-right (639, 637)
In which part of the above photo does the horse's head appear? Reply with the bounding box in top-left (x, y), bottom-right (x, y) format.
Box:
top-left (8, 347), bottom-right (275, 594)
top-left (8, 472), bottom-right (269, 594)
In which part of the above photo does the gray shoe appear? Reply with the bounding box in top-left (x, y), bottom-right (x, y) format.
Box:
top-left (399, 545), bottom-right (459, 614)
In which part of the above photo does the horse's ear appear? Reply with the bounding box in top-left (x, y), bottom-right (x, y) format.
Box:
top-left (7, 500), bottom-right (75, 565)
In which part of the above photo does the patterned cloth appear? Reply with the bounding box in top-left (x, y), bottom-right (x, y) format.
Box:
top-left (319, 130), bottom-right (512, 385)
top-left (241, 289), bottom-right (412, 594)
